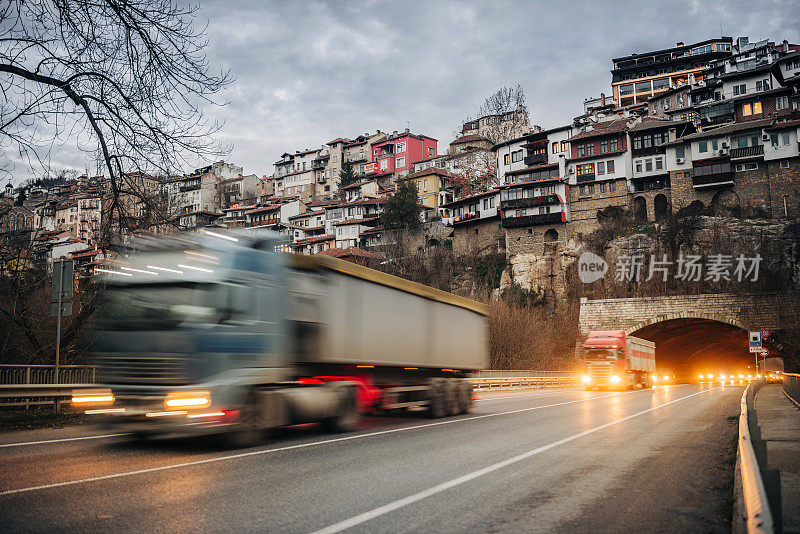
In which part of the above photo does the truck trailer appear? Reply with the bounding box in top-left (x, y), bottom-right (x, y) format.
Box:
top-left (580, 330), bottom-right (655, 390)
top-left (75, 231), bottom-right (488, 446)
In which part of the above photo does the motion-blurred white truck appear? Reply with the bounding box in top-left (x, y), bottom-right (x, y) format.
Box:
top-left (75, 231), bottom-right (488, 446)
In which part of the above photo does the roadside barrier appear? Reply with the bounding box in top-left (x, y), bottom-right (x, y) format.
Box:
top-left (736, 379), bottom-right (774, 534)
top-left (783, 372), bottom-right (800, 409)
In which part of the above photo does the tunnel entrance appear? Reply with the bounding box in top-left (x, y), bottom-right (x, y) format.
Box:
top-left (629, 318), bottom-right (781, 380)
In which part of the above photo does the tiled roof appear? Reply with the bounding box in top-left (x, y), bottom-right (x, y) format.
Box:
top-left (666, 118), bottom-right (774, 143)
top-left (289, 209), bottom-right (326, 219)
top-left (450, 134), bottom-right (491, 145)
top-left (628, 118), bottom-right (688, 133)
top-left (326, 138), bottom-right (350, 145)
top-left (440, 189), bottom-right (498, 208)
top-left (292, 234), bottom-right (335, 246)
top-left (405, 167), bottom-right (455, 179)
top-left (566, 120), bottom-right (629, 142)
top-left (342, 179), bottom-right (374, 190)
top-left (506, 163), bottom-right (558, 176)
top-left (340, 198), bottom-right (385, 207)
top-left (318, 247), bottom-right (380, 260)
top-left (333, 215), bottom-right (380, 226)
top-left (764, 118), bottom-right (800, 131)
top-left (245, 204), bottom-right (280, 215)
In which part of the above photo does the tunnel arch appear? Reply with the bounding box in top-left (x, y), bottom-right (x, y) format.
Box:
top-left (627, 316), bottom-right (779, 378)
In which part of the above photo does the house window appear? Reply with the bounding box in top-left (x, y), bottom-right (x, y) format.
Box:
top-left (635, 160), bottom-right (643, 173)
top-left (699, 141), bottom-right (708, 152)
top-left (428, 147), bottom-right (435, 156)
top-left (597, 161), bottom-right (605, 175)
top-left (396, 156), bottom-right (406, 168)
top-left (782, 132), bottom-right (791, 146)
top-left (599, 182), bottom-right (606, 193)
top-left (676, 146), bottom-right (686, 159)
top-left (511, 150), bottom-right (523, 163)
top-left (576, 144), bottom-right (585, 157)
top-left (733, 84), bottom-right (746, 96)
top-left (576, 163), bottom-right (595, 176)
top-left (579, 185), bottom-right (586, 196)
top-left (561, 141), bottom-right (568, 152)
top-left (600, 140), bottom-right (608, 153)
top-left (609, 181), bottom-right (616, 191)
top-left (735, 162), bottom-right (759, 171)
top-left (610, 139), bottom-right (619, 151)
top-left (332, 154), bottom-right (337, 162)
top-left (587, 184), bottom-right (595, 194)
top-left (780, 160), bottom-right (790, 168)
top-left (380, 159), bottom-right (388, 171)
top-left (606, 160), bottom-right (615, 173)
top-left (645, 159), bottom-right (653, 172)
top-left (504, 154), bottom-right (510, 165)
top-left (585, 143), bottom-right (595, 155)
top-left (396, 142), bottom-right (406, 153)
top-left (655, 157), bottom-right (664, 170)
top-left (776, 96), bottom-right (789, 110)
top-left (552, 143), bottom-right (559, 154)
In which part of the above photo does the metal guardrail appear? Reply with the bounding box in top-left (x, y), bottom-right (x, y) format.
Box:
top-left (470, 376), bottom-right (579, 391)
top-left (472, 370), bottom-right (581, 378)
top-left (0, 383), bottom-right (99, 410)
top-left (738, 379), bottom-right (774, 534)
top-left (0, 364), bottom-right (100, 386)
top-left (783, 372), bottom-right (800, 408)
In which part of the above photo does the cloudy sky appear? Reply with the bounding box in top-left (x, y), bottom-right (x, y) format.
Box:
top-left (8, 0), bottom-right (800, 183)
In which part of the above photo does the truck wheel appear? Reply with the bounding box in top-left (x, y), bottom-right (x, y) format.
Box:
top-left (427, 380), bottom-right (447, 418)
top-left (322, 386), bottom-right (360, 433)
top-left (443, 380), bottom-right (459, 416)
top-left (456, 380), bottom-right (473, 414)
top-left (221, 390), bottom-right (264, 449)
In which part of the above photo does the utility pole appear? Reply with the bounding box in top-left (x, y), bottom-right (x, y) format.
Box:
top-left (51, 259), bottom-right (74, 410)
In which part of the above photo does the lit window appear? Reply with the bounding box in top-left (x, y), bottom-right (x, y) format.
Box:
top-left (753, 101), bottom-right (762, 114)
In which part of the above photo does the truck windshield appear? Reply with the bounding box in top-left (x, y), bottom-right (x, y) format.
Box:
top-left (97, 283), bottom-right (217, 330)
top-left (586, 349), bottom-right (617, 360)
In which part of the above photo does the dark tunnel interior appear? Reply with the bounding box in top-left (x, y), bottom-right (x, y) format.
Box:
top-left (631, 318), bottom-right (781, 379)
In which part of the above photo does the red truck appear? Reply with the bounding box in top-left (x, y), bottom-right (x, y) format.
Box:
top-left (581, 330), bottom-right (655, 390)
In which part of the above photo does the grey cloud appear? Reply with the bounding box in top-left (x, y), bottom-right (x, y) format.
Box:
top-left (7, 0), bottom-right (800, 183)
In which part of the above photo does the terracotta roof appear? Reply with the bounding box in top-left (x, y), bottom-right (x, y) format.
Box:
top-left (440, 189), bottom-right (498, 208)
top-left (342, 179), bottom-right (374, 190)
top-left (222, 205), bottom-right (257, 212)
top-left (360, 226), bottom-right (384, 236)
top-left (566, 120), bottom-right (629, 142)
top-left (70, 249), bottom-right (102, 259)
top-left (292, 234), bottom-right (335, 246)
top-left (326, 138), bottom-right (350, 145)
top-left (340, 198), bottom-right (385, 207)
top-left (450, 134), bottom-right (491, 145)
top-left (405, 167), bottom-right (456, 180)
top-left (333, 215), bottom-right (380, 226)
top-left (289, 209), bottom-right (326, 219)
top-left (317, 247), bottom-right (380, 260)
top-left (245, 204), bottom-right (281, 215)
top-left (628, 118), bottom-right (687, 133)
top-left (666, 118), bottom-right (774, 143)
top-left (764, 119), bottom-right (800, 131)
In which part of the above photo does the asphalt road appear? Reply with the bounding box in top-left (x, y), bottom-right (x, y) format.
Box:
top-left (0, 383), bottom-right (742, 533)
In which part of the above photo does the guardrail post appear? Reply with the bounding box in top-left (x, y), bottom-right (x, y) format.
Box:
top-left (25, 366), bottom-right (30, 410)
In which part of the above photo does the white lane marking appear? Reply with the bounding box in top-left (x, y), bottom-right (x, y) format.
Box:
top-left (0, 389), bottom-right (647, 496)
top-left (475, 390), bottom-right (577, 401)
top-left (0, 433), bottom-right (126, 449)
top-left (312, 386), bottom-right (723, 534)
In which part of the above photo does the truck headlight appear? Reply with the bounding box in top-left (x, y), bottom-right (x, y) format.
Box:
top-left (165, 391), bottom-right (211, 409)
top-left (662, 375), bottom-right (669, 381)
top-left (610, 375), bottom-right (621, 384)
top-left (582, 375), bottom-right (592, 383)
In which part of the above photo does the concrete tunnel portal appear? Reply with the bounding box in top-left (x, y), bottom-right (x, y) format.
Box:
top-left (629, 318), bottom-right (781, 379)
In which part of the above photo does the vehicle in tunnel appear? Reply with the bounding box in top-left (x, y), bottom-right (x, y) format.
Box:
top-left (580, 330), bottom-right (655, 390)
top-left (652, 369), bottom-right (675, 384)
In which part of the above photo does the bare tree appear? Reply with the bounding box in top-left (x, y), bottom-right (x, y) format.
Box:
top-left (473, 85), bottom-right (530, 145)
top-left (0, 0), bottom-right (231, 243)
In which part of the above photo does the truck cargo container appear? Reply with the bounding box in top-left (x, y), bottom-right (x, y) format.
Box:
top-left (76, 231), bottom-right (488, 446)
top-left (580, 330), bottom-right (655, 390)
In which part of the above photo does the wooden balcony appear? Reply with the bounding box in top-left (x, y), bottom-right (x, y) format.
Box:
top-left (500, 194), bottom-right (560, 210)
top-left (730, 145), bottom-right (764, 159)
top-left (502, 211), bottom-right (564, 228)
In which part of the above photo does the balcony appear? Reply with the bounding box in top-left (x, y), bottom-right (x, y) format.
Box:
top-left (502, 212), bottom-right (564, 228)
top-left (452, 211), bottom-right (480, 225)
top-left (576, 173), bottom-right (595, 183)
top-left (730, 145), bottom-right (764, 159)
top-left (523, 154), bottom-right (548, 166)
top-left (179, 183), bottom-right (200, 192)
top-left (311, 160), bottom-right (326, 170)
top-left (692, 172), bottom-right (734, 188)
top-left (500, 194), bottom-right (560, 210)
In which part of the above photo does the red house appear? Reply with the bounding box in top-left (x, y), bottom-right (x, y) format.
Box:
top-left (368, 130), bottom-right (437, 176)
